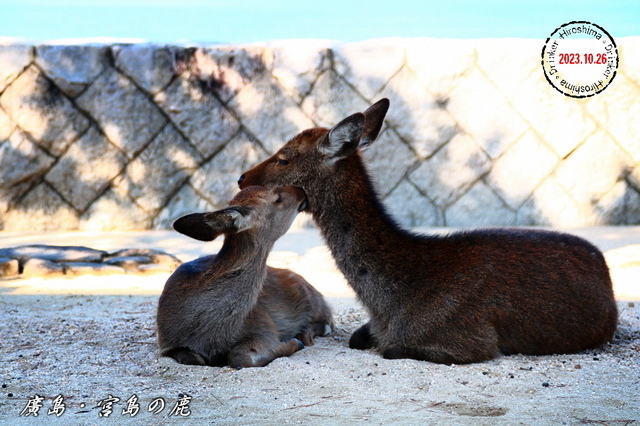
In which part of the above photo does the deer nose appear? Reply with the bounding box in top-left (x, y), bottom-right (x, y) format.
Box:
top-left (237, 174), bottom-right (246, 188)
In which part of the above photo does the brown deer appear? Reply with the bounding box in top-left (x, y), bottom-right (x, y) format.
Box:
top-left (238, 98), bottom-right (618, 364)
top-left (156, 186), bottom-right (334, 368)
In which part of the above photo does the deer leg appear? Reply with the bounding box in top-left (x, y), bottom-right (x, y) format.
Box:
top-left (315, 321), bottom-right (334, 337)
top-left (349, 321), bottom-right (378, 350)
top-left (381, 345), bottom-right (458, 364)
top-left (228, 335), bottom-right (304, 368)
top-left (295, 321), bottom-right (333, 346)
top-left (295, 324), bottom-right (316, 346)
top-left (227, 310), bottom-right (306, 368)
top-left (162, 347), bottom-right (207, 366)
top-left (381, 342), bottom-right (498, 365)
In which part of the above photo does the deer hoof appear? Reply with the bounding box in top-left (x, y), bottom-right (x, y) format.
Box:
top-left (291, 338), bottom-right (304, 350)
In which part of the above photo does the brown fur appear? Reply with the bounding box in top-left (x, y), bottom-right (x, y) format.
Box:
top-left (156, 186), bottom-right (334, 368)
top-left (238, 99), bottom-right (618, 364)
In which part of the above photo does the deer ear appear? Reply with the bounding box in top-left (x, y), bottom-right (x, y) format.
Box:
top-left (173, 213), bottom-right (221, 241)
top-left (322, 113), bottom-right (365, 161)
top-left (218, 208), bottom-right (253, 233)
top-left (360, 98), bottom-right (389, 149)
top-left (173, 209), bottom-right (253, 241)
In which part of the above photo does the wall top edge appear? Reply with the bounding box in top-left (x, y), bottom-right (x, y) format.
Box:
top-left (2, 36), bottom-right (639, 49)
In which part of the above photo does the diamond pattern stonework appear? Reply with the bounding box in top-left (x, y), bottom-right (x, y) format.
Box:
top-left (0, 40), bottom-right (638, 230)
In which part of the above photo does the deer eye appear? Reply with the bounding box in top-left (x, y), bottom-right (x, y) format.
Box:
top-left (277, 159), bottom-right (289, 166)
top-left (275, 195), bottom-right (283, 204)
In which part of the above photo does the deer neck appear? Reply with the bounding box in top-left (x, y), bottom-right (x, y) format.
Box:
top-left (308, 155), bottom-right (410, 307)
top-left (215, 232), bottom-right (273, 276)
top-left (206, 232), bottom-right (274, 305)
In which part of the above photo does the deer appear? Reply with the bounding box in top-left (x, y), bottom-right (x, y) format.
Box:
top-left (237, 98), bottom-right (618, 365)
top-left (156, 185), bottom-right (334, 368)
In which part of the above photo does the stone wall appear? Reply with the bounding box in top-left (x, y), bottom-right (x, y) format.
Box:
top-left (0, 38), bottom-right (639, 231)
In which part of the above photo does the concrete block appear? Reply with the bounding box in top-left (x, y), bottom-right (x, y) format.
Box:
top-left (586, 74), bottom-right (640, 164)
top-left (0, 258), bottom-right (19, 279)
top-left (379, 66), bottom-right (458, 159)
top-left (363, 127), bottom-right (417, 197)
top-left (64, 262), bottom-right (125, 276)
top-left (445, 180), bottom-right (516, 227)
top-left (192, 46), bottom-right (270, 103)
top-left (154, 72), bottom-right (240, 158)
top-left (487, 131), bottom-right (559, 210)
top-left (0, 244), bottom-right (106, 264)
top-left (409, 133), bottom-right (491, 209)
top-left (269, 40), bottom-right (334, 104)
top-left (335, 39), bottom-right (405, 100)
top-left (0, 130), bottom-right (54, 199)
top-left (0, 65), bottom-right (90, 156)
top-left (228, 73), bottom-right (315, 154)
top-left (385, 179), bottom-right (444, 227)
top-left (0, 106), bottom-right (16, 140)
top-left (301, 69), bottom-right (370, 128)
top-left (523, 175), bottom-right (587, 227)
top-left (190, 132), bottom-right (268, 208)
top-left (595, 180), bottom-right (640, 225)
top-left (554, 131), bottom-right (631, 205)
top-left (76, 67), bottom-right (167, 156)
top-left (107, 248), bottom-right (181, 269)
top-left (45, 126), bottom-right (127, 212)
top-left (504, 70), bottom-right (596, 159)
top-left (117, 124), bottom-right (201, 214)
top-left (79, 188), bottom-right (152, 231)
top-left (1, 183), bottom-right (80, 231)
top-left (446, 68), bottom-right (529, 159)
top-left (113, 45), bottom-right (174, 95)
top-left (154, 183), bottom-right (215, 229)
top-left (0, 44), bottom-right (33, 93)
top-left (404, 38), bottom-right (476, 94)
top-left (35, 45), bottom-right (108, 97)
top-left (22, 258), bottom-right (65, 278)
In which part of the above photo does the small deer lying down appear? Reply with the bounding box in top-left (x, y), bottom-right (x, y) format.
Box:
top-left (156, 186), bottom-right (334, 368)
top-left (238, 98), bottom-right (618, 365)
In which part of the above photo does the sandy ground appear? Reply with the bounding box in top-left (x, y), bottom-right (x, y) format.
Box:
top-left (0, 226), bottom-right (639, 425)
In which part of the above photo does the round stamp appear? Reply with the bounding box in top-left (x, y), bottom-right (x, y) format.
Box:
top-left (541, 21), bottom-right (618, 98)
